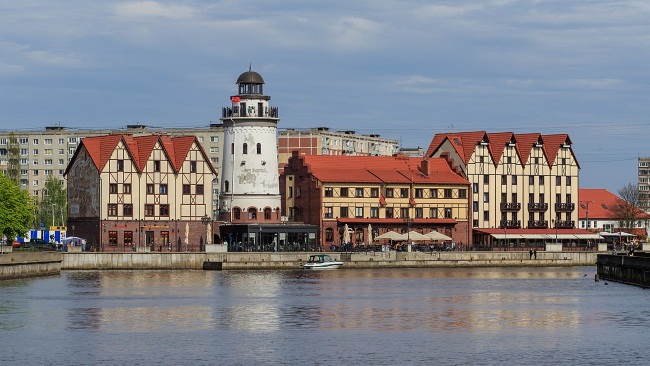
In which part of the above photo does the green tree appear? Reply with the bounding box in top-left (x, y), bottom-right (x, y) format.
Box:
top-left (6, 132), bottom-right (20, 183)
top-left (0, 173), bottom-right (34, 241)
top-left (42, 175), bottom-right (67, 227)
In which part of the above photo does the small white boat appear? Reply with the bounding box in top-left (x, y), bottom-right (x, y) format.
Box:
top-left (302, 254), bottom-right (343, 270)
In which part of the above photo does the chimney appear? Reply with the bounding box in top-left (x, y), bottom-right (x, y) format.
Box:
top-left (420, 158), bottom-right (431, 176)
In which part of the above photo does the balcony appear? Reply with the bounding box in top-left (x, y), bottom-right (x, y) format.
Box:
top-left (555, 203), bottom-right (575, 212)
top-left (527, 220), bottom-right (548, 228)
top-left (222, 106), bottom-right (279, 118)
top-left (528, 203), bottom-right (548, 212)
top-left (500, 220), bottom-right (521, 229)
top-left (500, 202), bottom-right (521, 211)
top-left (555, 220), bottom-right (574, 229)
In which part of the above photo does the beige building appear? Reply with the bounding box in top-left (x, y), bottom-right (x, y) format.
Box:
top-left (426, 131), bottom-right (580, 234)
top-left (0, 124), bottom-right (224, 217)
top-left (639, 157), bottom-right (650, 213)
top-left (65, 134), bottom-right (217, 252)
top-left (277, 127), bottom-right (399, 167)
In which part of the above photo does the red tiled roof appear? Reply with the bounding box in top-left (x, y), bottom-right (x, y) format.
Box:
top-left (513, 133), bottom-right (541, 165)
top-left (425, 131), bottom-right (486, 164)
top-left (485, 132), bottom-right (514, 165)
top-left (297, 154), bottom-right (469, 186)
top-left (579, 188), bottom-right (650, 220)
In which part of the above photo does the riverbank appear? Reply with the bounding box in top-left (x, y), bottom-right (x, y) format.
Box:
top-left (0, 252), bottom-right (62, 279)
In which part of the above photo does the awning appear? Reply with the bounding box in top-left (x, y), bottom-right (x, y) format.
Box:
top-left (492, 234), bottom-right (525, 239)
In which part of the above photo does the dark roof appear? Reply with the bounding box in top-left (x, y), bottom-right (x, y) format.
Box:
top-left (236, 70), bottom-right (264, 84)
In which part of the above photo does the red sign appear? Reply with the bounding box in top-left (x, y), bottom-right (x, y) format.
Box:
top-left (231, 96), bottom-right (241, 103)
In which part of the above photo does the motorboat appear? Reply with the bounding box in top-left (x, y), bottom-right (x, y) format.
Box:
top-left (301, 254), bottom-right (343, 270)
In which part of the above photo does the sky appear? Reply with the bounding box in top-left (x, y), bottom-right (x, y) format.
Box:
top-left (1, 0), bottom-right (649, 193)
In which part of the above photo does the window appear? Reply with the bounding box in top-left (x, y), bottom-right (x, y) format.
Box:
top-left (183, 184), bottom-right (191, 195)
top-left (370, 188), bottom-right (379, 198)
top-left (109, 184), bottom-right (118, 194)
top-left (444, 208), bottom-right (452, 218)
top-left (400, 207), bottom-right (409, 218)
top-left (211, 136), bottom-right (219, 142)
top-left (324, 187), bottom-right (333, 197)
top-left (45, 170), bottom-right (52, 176)
top-left (145, 204), bottom-right (154, 216)
top-left (501, 175), bottom-right (507, 185)
top-left (385, 188), bottom-right (394, 198)
top-left (483, 175), bottom-right (489, 184)
top-left (33, 170), bottom-right (39, 176)
top-left (539, 176), bottom-right (545, 185)
top-left (297, 186), bottom-right (302, 197)
top-left (566, 194), bottom-right (571, 203)
top-left (400, 188), bottom-right (409, 198)
top-left (483, 211), bottom-right (489, 220)
top-left (233, 207), bottom-right (241, 220)
top-left (340, 188), bottom-right (348, 197)
top-left (340, 207), bottom-right (348, 218)
top-left (33, 139), bottom-right (39, 145)
top-left (370, 207), bottom-right (379, 218)
top-left (355, 207), bottom-right (364, 218)
top-left (58, 159), bottom-right (64, 165)
top-left (196, 184), bottom-right (204, 194)
top-left (108, 231), bottom-right (118, 246)
top-left (242, 143), bottom-right (248, 155)
top-left (386, 207), bottom-right (394, 218)
top-left (415, 188), bottom-right (423, 198)
top-left (117, 160), bottom-right (124, 171)
top-left (123, 204), bottom-right (133, 216)
top-left (147, 184), bottom-right (154, 194)
top-left (58, 138), bottom-right (64, 144)
top-left (124, 231), bottom-right (133, 246)
top-left (19, 138), bottom-right (28, 144)
top-left (190, 161), bottom-right (197, 172)
top-left (566, 176), bottom-right (572, 186)
top-left (58, 149), bottom-right (64, 155)
top-left (159, 184), bottom-right (167, 194)
top-left (256, 143), bottom-right (261, 154)
top-left (264, 208), bottom-right (272, 219)
top-left (44, 159), bottom-right (52, 165)
top-left (458, 189), bottom-right (467, 199)
top-left (556, 176), bottom-right (561, 186)
top-left (429, 208), bottom-right (438, 218)
top-left (32, 179), bottom-right (38, 186)
top-left (539, 193), bottom-right (545, 203)
top-left (210, 147), bottom-right (219, 153)
top-left (248, 208), bottom-right (257, 220)
top-left (20, 148), bottom-right (28, 156)
top-left (45, 139), bottom-right (52, 145)
top-left (33, 149), bottom-right (39, 155)
top-left (473, 201), bottom-right (479, 211)
top-left (123, 184), bottom-right (131, 194)
top-left (288, 187), bottom-right (293, 198)
top-left (355, 188), bottom-right (364, 197)
top-left (444, 189), bottom-right (452, 198)
top-left (472, 183), bottom-right (478, 193)
top-left (512, 175), bottom-right (517, 185)
top-left (153, 160), bottom-right (160, 172)
top-left (108, 204), bottom-right (118, 216)
top-left (159, 204), bottom-right (169, 216)
top-left (415, 207), bottom-right (423, 218)
top-left (483, 193), bottom-right (489, 202)
top-left (45, 149), bottom-right (52, 155)
top-left (324, 207), bottom-right (333, 218)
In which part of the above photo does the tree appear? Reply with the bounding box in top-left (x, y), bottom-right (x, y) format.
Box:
top-left (0, 173), bottom-right (34, 241)
top-left (42, 175), bottom-right (67, 227)
top-left (611, 182), bottom-right (642, 233)
top-left (6, 132), bottom-right (20, 184)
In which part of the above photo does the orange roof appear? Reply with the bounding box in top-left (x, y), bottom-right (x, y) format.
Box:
top-left (485, 132), bottom-right (513, 165)
top-left (513, 133), bottom-right (541, 165)
top-left (579, 188), bottom-right (650, 220)
top-left (66, 134), bottom-right (217, 176)
top-left (295, 154), bottom-right (469, 185)
top-left (425, 131), bottom-right (486, 164)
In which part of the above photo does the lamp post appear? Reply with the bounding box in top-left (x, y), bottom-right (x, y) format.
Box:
top-left (201, 214), bottom-right (210, 252)
top-left (553, 216), bottom-right (559, 243)
top-left (404, 216), bottom-right (412, 252)
top-left (580, 200), bottom-right (594, 230)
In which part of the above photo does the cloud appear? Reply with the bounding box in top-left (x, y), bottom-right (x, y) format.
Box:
top-left (114, 1), bottom-right (195, 19)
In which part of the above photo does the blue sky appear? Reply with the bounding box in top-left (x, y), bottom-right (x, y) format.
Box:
top-left (1, 0), bottom-right (649, 192)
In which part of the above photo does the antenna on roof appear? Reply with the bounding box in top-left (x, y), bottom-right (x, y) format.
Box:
top-left (448, 124), bottom-right (454, 133)
top-left (249, 63), bottom-right (252, 71)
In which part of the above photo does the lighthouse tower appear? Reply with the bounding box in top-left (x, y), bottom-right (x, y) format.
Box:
top-left (219, 68), bottom-right (281, 223)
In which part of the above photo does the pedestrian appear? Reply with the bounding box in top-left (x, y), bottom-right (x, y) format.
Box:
top-left (529, 249), bottom-right (533, 260)
top-left (533, 249), bottom-right (537, 259)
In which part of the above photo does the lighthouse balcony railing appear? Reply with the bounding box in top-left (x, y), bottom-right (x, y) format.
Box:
top-left (222, 107), bottom-right (279, 118)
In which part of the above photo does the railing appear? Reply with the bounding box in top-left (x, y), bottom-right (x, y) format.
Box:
top-left (500, 220), bottom-right (521, 229)
top-left (555, 203), bottom-right (575, 212)
top-left (222, 106), bottom-right (279, 118)
top-left (555, 220), bottom-right (574, 229)
top-left (528, 202), bottom-right (548, 211)
top-left (500, 202), bottom-right (521, 211)
top-left (527, 220), bottom-right (548, 228)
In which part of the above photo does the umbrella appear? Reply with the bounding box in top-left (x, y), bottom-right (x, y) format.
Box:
top-left (426, 231), bottom-right (452, 241)
top-left (367, 224), bottom-right (373, 245)
top-left (406, 231), bottom-right (429, 241)
top-left (343, 224), bottom-right (351, 244)
top-left (375, 231), bottom-right (405, 240)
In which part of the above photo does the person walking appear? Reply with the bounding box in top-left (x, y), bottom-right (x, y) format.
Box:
top-left (533, 249), bottom-right (537, 259)
top-left (529, 249), bottom-right (533, 259)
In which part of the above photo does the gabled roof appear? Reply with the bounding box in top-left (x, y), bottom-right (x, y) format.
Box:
top-left (293, 154), bottom-right (469, 185)
top-left (541, 134), bottom-right (571, 167)
top-left (513, 133), bottom-right (541, 165)
top-left (485, 132), bottom-right (514, 165)
top-left (65, 134), bottom-right (217, 176)
top-left (425, 131), bottom-right (487, 164)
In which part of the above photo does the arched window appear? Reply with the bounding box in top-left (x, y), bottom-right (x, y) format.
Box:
top-left (233, 207), bottom-right (241, 220)
top-left (264, 207), bottom-right (272, 220)
top-left (243, 143), bottom-right (248, 154)
top-left (256, 143), bottom-right (262, 154)
top-left (224, 180), bottom-right (229, 192)
top-left (325, 228), bottom-right (334, 242)
top-left (248, 207), bottom-right (257, 220)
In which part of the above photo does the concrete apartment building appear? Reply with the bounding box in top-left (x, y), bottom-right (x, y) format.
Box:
top-left (280, 151), bottom-right (471, 250)
top-left (426, 131), bottom-right (589, 246)
top-left (277, 127), bottom-right (399, 167)
top-left (65, 134), bottom-right (217, 252)
top-left (0, 124), bottom-right (225, 218)
top-left (639, 157), bottom-right (650, 213)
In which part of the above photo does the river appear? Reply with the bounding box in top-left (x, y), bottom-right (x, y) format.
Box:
top-left (0, 267), bottom-right (648, 365)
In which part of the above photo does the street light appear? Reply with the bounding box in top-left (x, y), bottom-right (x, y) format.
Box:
top-left (580, 200), bottom-right (594, 230)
